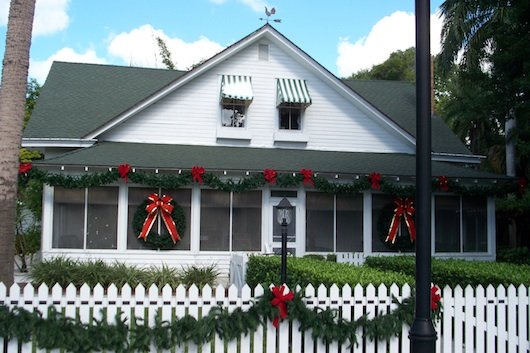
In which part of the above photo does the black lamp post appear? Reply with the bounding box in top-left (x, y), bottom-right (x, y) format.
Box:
top-left (276, 197), bottom-right (293, 285)
top-left (409, 0), bottom-right (436, 352)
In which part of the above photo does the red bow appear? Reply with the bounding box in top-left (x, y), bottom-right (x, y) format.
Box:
top-left (18, 162), bottom-right (32, 174)
top-left (192, 166), bottom-right (205, 184)
top-left (386, 197), bottom-right (416, 243)
top-left (438, 176), bottom-right (449, 191)
top-left (369, 172), bottom-right (381, 190)
top-left (263, 169), bottom-right (277, 185)
top-left (138, 193), bottom-right (180, 243)
top-left (300, 169), bottom-right (314, 187)
top-left (118, 164), bottom-right (132, 182)
top-left (431, 285), bottom-right (441, 310)
top-left (270, 285), bottom-right (294, 328)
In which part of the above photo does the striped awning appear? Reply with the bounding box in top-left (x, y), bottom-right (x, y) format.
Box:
top-left (277, 78), bottom-right (312, 106)
top-left (220, 75), bottom-right (253, 101)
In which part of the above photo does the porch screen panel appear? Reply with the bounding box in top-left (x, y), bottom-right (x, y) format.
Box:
top-left (52, 187), bottom-right (84, 249)
top-left (371, 194), bottom-right (396, 252)
top-left (127, 187), bottom-right (157, 249)
top-left (336, 194), bottom-right (363, 252)
top-left (462, 196), bottom-right (487, 252)
top-left (200, 190), bottom-right (230, 251)
top-left (306, 192), bottom-right (333, 252)
top-left (87, 187), bottom-right (118, 249)
top-left (435, 195), bottom-right (461, 252)
top-left (232, 191), bottom-right (261, 251)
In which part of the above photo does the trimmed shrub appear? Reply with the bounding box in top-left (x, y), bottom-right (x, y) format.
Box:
top-left (365, 256), bottom-right (530, 287)
top-left (497, 247), bottom-right (530, 265)
top-left (246, 255), bottom-right (413, 288)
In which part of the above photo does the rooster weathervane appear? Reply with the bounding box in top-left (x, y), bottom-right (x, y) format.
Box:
top-left (259, 7), bottom-right (281, 23)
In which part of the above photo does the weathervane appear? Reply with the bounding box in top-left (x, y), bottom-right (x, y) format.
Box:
top-left (259, 7), bottom-right (281, 23)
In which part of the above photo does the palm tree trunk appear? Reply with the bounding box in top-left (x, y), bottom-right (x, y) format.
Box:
top-left (0, 0), bottom-right (36, 285)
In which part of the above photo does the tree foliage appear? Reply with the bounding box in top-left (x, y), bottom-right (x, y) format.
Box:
top-left (156, 36), bottom-right (176, 70)
top-left (347, 48), bottom-right (416, 82)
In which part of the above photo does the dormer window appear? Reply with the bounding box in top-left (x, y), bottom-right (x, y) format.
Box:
top-left (277, 78), bottom-right (311, 131)
top-left (220, 75), bottom-right (253, 128)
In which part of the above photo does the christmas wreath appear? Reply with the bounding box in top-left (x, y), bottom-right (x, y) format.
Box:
top-left (377, 199), bottom-right (415, 252)
top-left (132, 193), bottom-right (186, 250)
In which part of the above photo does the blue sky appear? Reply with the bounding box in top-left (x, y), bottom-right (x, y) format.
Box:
top-left (0, 0), bottom-right (444, 84)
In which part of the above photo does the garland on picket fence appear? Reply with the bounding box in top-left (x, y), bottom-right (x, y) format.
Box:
top-left (0, 285), bottom-right (442, 353)
top-left (18, 163), bottom-right (520, 198)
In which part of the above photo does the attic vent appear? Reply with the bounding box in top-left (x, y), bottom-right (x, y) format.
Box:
top-left (258, 44), bottom-right (269, 61)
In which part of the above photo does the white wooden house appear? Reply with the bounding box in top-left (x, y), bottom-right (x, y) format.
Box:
top-left (23, 25), bottom-right (510, 274)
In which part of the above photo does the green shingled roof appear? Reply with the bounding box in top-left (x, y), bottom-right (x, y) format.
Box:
top-left (25, 62), bottom-right (471, 156)
top-left (343, 79), bottom-right (472, 155)
top-left (24, 62), bottom-right (186, 139)
top-left (36, 142), bottom-right (501, 180)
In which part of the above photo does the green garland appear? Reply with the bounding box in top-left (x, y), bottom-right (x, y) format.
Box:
top-left (0, 286), bottom-right (438, 353)
top-left (132, 199), bottom-right (186, 250)
top-left (20, 167), bottom-right (517, 198)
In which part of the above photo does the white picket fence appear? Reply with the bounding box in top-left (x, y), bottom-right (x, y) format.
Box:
top-left (0, 282), bottom-right (529, 353)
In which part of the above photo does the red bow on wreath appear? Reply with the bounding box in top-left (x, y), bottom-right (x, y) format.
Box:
top-left (369, 172), bottom-right (381, 190)
top-left (386, 197), bottom-right (416, 243)
top-left (118, 164), bottom-right (132, 182)
top-left (138, 193), bottom-right (180, 243)
top-left (518, 177), bottom-right (527, 195)
top-left (300, 169), bottom-right (314, 186)
top-left (270, 285), bottom-right (294, 328)
top-left (192, 166), bottom-right (205, 184)
top-left (263, 169), bottom-right (277, 185)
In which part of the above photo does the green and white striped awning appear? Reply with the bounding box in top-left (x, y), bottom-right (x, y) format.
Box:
top-left (277, 78), bottom-right (312, 106)
top-left (220, 75), bottom-right (253, 101)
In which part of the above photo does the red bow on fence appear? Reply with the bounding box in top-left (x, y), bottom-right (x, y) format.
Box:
top-left (138, 193), bottom-right (180, 243)
top-left (271, 285), bottom-right (294, 328)
top-left (18, 162), bottom-right (32, 174)
top-left (386, 197), bottom-right (416, 243)
top-left (438, 176), bottom-right (449, 191)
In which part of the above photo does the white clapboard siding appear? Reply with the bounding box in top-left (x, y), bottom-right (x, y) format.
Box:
top-left (1, 282), bottom-right (529, 353)
top-left (103, 40), bottom-right (413, 155)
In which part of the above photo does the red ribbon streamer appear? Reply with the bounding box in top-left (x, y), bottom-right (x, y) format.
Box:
top-left (138, 193), bottom-right (180, 243)
top-left (369, 172), bottom-right (381, 190)
top-left (386, 197), bottom-right (416, 243)
top-left (263, 169), bottom-right (277, 185)
top-left (192, 166), bottom-right (205, 184)
top-left (300, 169), bottom-right (314, 186)
top-left (438, 176), bottom-right (449, 191)
top-left (271, 285), bottom-right (294, 328)
top-left (18, 162), bottom-right (32, 174)
top-left (118, 164), bottom-right (132, 182)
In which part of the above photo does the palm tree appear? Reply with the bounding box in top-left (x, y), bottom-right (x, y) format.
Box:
top-left (439, 1), bottom-right (530, 177)
top-left (0, 0), bottom-right (36, 285)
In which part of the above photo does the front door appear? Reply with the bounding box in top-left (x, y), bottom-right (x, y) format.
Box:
top-left (270, 196), bottom-right (297, 256)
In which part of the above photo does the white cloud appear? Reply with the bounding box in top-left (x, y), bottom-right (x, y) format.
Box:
top-left (29, 47), bottom-right (106, 83)
top-left (336, 10), bottom-right (443, 77)
top-left (0, 0), bottom-right (69, 36)
top-left (107, 24), bottom-right (224, 70)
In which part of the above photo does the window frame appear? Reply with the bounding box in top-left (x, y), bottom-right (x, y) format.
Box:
top-left (278, 103), bottom-right (303, 131)
top-left (220, 98), bottom-right (249, 128)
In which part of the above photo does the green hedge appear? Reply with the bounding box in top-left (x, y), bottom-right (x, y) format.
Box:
top-left (365, 256), bottom-right (530, 287)
top-left (246, 255), bottom-right (413, 288)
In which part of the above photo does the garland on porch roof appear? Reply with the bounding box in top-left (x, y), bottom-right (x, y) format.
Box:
top-left (0, 285), bottom-right (442, 353)
top-left (19, 163), bottom-right (518, 197)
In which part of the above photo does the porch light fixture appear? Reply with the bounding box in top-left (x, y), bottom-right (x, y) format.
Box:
top-left (276, 197), bottom-right (293, 284)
